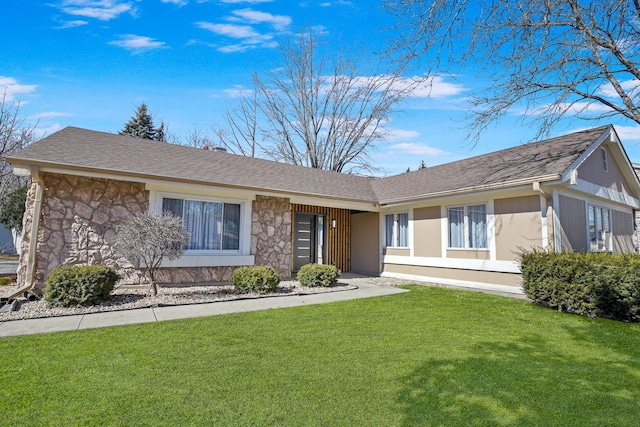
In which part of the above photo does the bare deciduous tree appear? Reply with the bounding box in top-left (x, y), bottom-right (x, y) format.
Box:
top-left (0, 93), bottom-right (37, 210)
top-left (115, 211), bottom-right (190, 296)
top-left (384, 0), bottom-right (640, 140)
top-left (221, 30), bottom-right (415, 173)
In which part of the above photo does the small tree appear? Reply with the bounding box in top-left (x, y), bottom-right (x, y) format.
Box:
top-left (115, 211), bottom-right (189, 296)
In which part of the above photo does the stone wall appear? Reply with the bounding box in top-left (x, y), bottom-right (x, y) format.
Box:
top-left (18, 175), bottom-right (295, 290)
top-left (251, 195), bottom-right (292, 278)
top-left (18, 173), bottom-right (149, 290)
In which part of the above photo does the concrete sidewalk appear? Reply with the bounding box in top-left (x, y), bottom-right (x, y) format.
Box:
top-left (0, 281), bottom-right (408, 338)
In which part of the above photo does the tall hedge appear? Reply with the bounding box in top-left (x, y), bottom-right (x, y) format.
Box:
top-left (520, 250), bottom-right (640, 321)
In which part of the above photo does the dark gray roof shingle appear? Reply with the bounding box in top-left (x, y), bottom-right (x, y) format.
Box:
top-left (372, 125), bottom-right (611, 203)
top-left (9, 127), bottom-right (378, 203)
top-left (8, 125), bottom-right (612, 205)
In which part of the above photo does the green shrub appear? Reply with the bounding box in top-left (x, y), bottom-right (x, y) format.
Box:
top-left (297, 264), bottom-right (341, 287)
top-left (520, 250), bottom-right (640, 321)
top-left (44, 265), bottom-right (119, 307)
top-left (232, 266), bottom-right (280, 294)
top-left (0, 277), bottom-right (12, 286)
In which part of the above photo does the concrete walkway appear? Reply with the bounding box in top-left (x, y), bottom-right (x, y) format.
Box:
top-left (0, 280), bottom-right (408, 338)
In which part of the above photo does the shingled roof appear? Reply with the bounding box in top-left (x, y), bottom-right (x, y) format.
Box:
top-left (372, 125), bottom-right (612, 204)
top-left (8, 125), bottom-right (614, 206)
top-left (8, 127), bottom-right (378, 203)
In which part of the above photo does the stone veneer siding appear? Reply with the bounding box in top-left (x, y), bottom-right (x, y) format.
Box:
top-left (19, 174), bottom-right (295, 291)
top-left (251, 195), bottom-right (292, 278)
top-left (18, 173), bottom-right (149, 290)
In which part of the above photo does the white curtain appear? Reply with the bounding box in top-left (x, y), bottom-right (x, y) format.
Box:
top-left (468, 204), bottom-right (487, 249)
top-left (448, 207), bottom-right (464, 248)
top-left (385, 214), bottom-right (395, 247)
top-left (397, 213), bottom-right (409, 247)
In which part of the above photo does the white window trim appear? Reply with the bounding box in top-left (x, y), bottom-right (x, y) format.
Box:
top-left (446, 203), bottom-right (489, 250)
top-left (149, 190), bottom-right (254, 267)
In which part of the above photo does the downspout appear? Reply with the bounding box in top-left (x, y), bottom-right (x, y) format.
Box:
top-left (5, 166), bottom-right (44, 300)
top-left (533, 181), bottom-right (553, 252)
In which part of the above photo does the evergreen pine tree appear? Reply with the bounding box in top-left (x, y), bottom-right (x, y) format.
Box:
top-left (120, 103), bottom-right (157, 140)
top-left (155, 121), bottom-right (166, 142)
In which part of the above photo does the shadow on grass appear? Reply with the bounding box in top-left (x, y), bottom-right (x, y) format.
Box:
top-left (397, 333), bottom-right (640, 426)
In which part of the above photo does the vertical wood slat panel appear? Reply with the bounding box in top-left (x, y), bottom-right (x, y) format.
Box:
top-left (291, 204), bottom-right (351, 272)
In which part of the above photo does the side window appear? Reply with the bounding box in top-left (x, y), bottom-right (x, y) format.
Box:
top-left (447, 204), bottom-right (487, 249)
top-left (588, 204), bottom-right (611, 252)
top-left (384, 212), bottom-right (409, 247)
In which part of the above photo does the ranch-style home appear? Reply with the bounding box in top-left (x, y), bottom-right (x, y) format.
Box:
top-left (7, 125), bottom-right (640, 294)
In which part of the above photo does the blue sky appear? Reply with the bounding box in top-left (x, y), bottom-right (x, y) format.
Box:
top-left (2, 0), bottom-right (639, 175)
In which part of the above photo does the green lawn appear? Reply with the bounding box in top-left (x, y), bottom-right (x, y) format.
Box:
top-left (2, 285), bottom-right (639, 426)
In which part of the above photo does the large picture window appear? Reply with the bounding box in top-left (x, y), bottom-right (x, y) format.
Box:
top-left (162, 197), bottom-right (241, 251)
top-left (384, 212), bottom-right (409, 247)
top-left (588, 204), bottom-right (611, 252)
top-left (448, 204), bottom-right (487, 249)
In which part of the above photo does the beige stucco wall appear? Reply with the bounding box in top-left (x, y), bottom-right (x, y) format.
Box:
top-left (383, 247), bottom-right (410, 256)
top-left (446, 250), bottom-right (490, 260)
top-left (383, 263), bottom-right (522, 288)
top-left (577, 145), bottom-right (634, 196)
top-left (494, 195), bottom-right (543, 260)
top-left (413, 206), bottom-right (441, 257)
top-left (350, 211), bottom-right (380, 275)
top-left (557, 194), bottom-right (588, 252)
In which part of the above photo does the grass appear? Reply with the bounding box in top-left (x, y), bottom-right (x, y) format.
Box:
top-left (1, 285), bottom-right (640, 426)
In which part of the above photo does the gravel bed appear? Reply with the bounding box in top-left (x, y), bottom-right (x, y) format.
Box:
top-left (0, 280), bottom-right (363, 321)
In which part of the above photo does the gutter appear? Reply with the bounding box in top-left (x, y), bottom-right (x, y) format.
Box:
top-left (4, 166), bottom-right (44, 300)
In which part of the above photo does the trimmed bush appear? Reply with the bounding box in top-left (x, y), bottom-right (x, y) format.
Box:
top-left (44, 265), bottom-right (119, 307)
top-left (232, 266), bottom-right (280, 294)
top-left (0, 277), bottom-right (12, 286)
top-left (297, 264), bottom-right (341, 287)
top-left (520, 250), bottom-right (640, 321)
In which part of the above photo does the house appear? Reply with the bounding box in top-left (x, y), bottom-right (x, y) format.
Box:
top-left (7, 125), bottom-right (640, 294)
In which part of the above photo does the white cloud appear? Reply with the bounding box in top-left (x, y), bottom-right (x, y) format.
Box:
top-left (161, 0), bottom-right (188, 5)
top-left (29, 111), bottom-right (72, 120)
top-left (58, 0), bottom-right (134, 21)
top-left (0, 76), bottom-right (37, 102)
top-left (385, 128), bottom-right (420, 141)
top-left (54, 19), bottom-right (89, 29)
top-left (221, 85), bottom-right (254, 98)
top-left (109, 35), bottom-right (167, 52)
top-left (219, 0), bottom-right (273, 3)
top-left (196, 22), bottom-right (262, 39)
top-left (230, 8), bottom-right (291, 31)
top-left (404, 75), bottom-right (467, 98)
top-left (389, 142), bottom-right (450, 156)
top-left (598, 79), bottom-right (640, 99)
top-left (613, 125), bottom-right (640, 142)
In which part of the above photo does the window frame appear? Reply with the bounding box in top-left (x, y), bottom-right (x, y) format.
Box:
top-left (384, 212), bottom-right (409, 248)
top-left (158, 193), bottom-right (245, 255)
top-left (447, 203), bottom-right (488, 250)
top-left (587, 203), bottom-right (612, 252)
